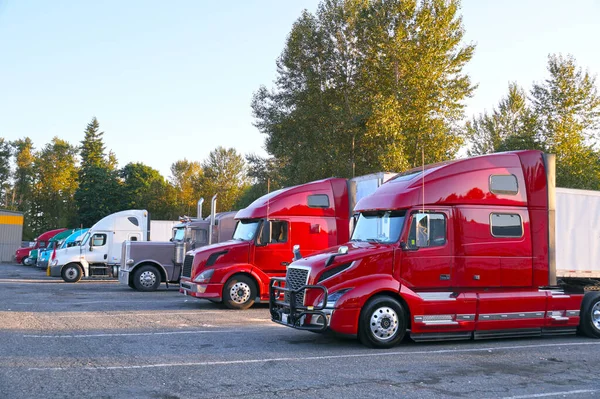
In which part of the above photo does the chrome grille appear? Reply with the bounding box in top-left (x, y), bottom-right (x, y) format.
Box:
top-left (285, 267), bottom-right (309, 305)
top-left (182, 255), bottom-right (194, 278)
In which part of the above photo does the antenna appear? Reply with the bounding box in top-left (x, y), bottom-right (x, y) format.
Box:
top-left (267, 178), bottom-right (270, 221)
top-left (421, 146), bottom-right (425, 214)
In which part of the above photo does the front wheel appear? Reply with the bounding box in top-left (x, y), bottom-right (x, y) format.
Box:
top-left (133, 265), bottom-right (161, 292)
top-left (21, 256), bottom-right (29, 266)
top-left (358, 295), bottom-right (407, 348)
top-left (579, 292), bottom-right (600, 339)
top-left (223, 275), bottom-right (257, 310)
top-left (61, 263), bottom-right (83, 283)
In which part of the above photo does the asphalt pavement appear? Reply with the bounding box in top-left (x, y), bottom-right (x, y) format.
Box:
top-left (0, 263), bottom-right (599, 399)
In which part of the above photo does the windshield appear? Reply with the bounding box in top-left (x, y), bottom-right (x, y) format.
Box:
top-left (233, 220), bottom-right (260, 241)
top-left (173, 227), bottom-right (185, 241)
top-left (351, 210), bottom-right (406, 243)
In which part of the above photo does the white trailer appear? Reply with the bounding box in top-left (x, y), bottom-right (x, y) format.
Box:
top-left (556, 187), bottom-right (600, 279)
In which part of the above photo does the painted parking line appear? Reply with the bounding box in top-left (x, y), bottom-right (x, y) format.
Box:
top-left (26, 341), bottom-right (600, 371)
top-left (498, 390), bottom-right (599, 398)
top-left (23, 329), bottom-right (230, 338)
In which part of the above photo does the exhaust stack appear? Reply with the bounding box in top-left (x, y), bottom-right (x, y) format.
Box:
top-left (197, 198), bottom-right (204, 220)
top-left (209, 195), bottom-right (217, 245)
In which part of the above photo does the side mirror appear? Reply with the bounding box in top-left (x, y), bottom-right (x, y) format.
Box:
top-left (292, 245), bottom-right (302, 261)
top-left (259, 221), bottom-right (271, 246)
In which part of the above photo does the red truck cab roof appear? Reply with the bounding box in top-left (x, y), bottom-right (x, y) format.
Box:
top-left (356, 150), bottom-right (548, 211)
top-left (235, 178), bottom-right (350, 220)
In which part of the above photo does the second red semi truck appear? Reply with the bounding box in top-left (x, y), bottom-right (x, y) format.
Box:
top-left (270, 150), bottom-right (600, 348)
top-left (179, 173), bottom-right (395, 309)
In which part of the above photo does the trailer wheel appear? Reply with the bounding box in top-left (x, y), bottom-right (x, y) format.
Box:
top-left (61, 263), bottom-right (82, 283)
top-left (579, 292), bottom-right (600, 339)
top-left (133, 265), bottom-right (161, 292)
top-left (223, 275), bottom-right (257, 310)
top-left (358, 295), bottom-right (407, 349)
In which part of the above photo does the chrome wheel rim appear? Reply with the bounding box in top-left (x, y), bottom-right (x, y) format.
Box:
top-left (592, 302), bottom-right (600, 331)
top-left (369, 306), bottom-right (398, 341)
top-left (230, 282), bottom-right (251, 304)
top-left (65, 267), bottom-right (78, 280)
top-left (139, 271), bottom-right (156, 288)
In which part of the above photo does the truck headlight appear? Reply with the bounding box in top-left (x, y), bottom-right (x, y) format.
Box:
top-left (193, 269), bottom-right (214, 283)
top-left (318, 288), bottom-right (352, 309)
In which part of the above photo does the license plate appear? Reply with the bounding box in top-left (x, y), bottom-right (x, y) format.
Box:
top-left (281, 314), bottom-right (288, 324)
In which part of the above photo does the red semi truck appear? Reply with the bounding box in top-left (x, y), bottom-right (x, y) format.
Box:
top-left (179, 174), bottom-right (395, 309)
top-left (270, 150), bottom-right (600, 348)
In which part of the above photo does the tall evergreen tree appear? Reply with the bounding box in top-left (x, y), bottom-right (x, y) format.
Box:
top-left (532, 54), bottom-right (600, 189)
top-left (252, 0), bottom-right (475, 185)
top-left (467, 54), bottom-right (600, 190)
top-left (0, 138), bottom-right (12, 208)
top-left (75, 118), bottom-right (123, 226)
top-left (467, 83), bottom-right (540, 156)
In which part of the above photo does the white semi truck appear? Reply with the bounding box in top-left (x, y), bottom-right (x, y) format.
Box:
top-left (49, 209), bottom-right (177, 282)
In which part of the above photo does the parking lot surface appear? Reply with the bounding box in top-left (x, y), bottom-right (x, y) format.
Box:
top-left (0, 263), bottom-right (599, 399)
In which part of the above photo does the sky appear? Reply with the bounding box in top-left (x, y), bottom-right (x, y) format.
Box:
top-left (1, 0), bottom-right (599, 178)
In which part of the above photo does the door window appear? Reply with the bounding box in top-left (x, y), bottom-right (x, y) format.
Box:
top-left (257, 220), bottom-right (289, 245)
top-left (407, 213), bottom-right (446, 249)
top-left (91, 234), bottom-right (107, 247)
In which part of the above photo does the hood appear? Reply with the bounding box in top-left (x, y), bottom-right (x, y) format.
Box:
top-left (290, 240), bottom-right (395, 288)
top-left (53, 245), bottom-right (82, 266)
top-left (188, 240), bottom-right (251, 277)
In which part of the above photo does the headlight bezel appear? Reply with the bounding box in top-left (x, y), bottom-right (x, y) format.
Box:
top-left (318, 288), bottom-right (353, 309)
top-left (193, 269), bottom-right (214, 283)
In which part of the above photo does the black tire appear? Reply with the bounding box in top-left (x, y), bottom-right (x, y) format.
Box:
top-left (21, 256), bottom-right (29, 266)
top-left (579, 292), bottom-right (600, 338)
top-left (358, 295), bottom-right (407, 349)
top-left (61, 263), bottom-right (83, 283)
top-left (132, 265), bottom-right (161, 292)
top-left (128, 280), bottom-right (135, 289)
top-left (223, 275), bottom-right (257, 310)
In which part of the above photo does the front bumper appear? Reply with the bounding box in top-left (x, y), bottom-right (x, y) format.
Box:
top-left (36, 260), bottom-right (49, 269)
top-left (49, 264), bottom-right (62, 277)
top-left (179, 280), bottom-right (222, 300)
top-left (269, 277), bottom-right (330, 332)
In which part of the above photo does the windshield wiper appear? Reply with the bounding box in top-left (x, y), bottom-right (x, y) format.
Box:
top-left (366, 238), bottom-right (383, 243)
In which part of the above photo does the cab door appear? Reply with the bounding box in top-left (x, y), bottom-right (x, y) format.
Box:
top-left (86, 232), bottom-right (109, 264)
top-left (252, 219), bottom-right (292, 280)
top-left (399, 209), bottom-right (453, 289)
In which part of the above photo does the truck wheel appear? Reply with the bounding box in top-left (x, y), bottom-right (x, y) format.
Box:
top-left (61, 263), bottom-right (83, 283)
top-left (358, 295), bottom-right (407, 349)
top-left (133, 265), bottom-right (161, 292)
top-left (579, 292), bottom-right (600, 339)
top-left (223, 275), bottom-right (257, 310)
top-left (21, 256), bottom-right (29, 266)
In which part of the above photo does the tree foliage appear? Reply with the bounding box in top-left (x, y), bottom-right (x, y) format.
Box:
top-left (467, 54), bottom-right (600, 190)
top-left (252, 0), bottom-right (475, 185)
top-left (75, 118), bottom-right (123, 226)
top-left (169, 159), bottom-right (203, 218)
top-left (199, 147), bottom-right (249, 215)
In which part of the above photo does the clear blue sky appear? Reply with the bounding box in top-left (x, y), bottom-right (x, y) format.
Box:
top-left (1, 0), bottom-right (599, 178)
